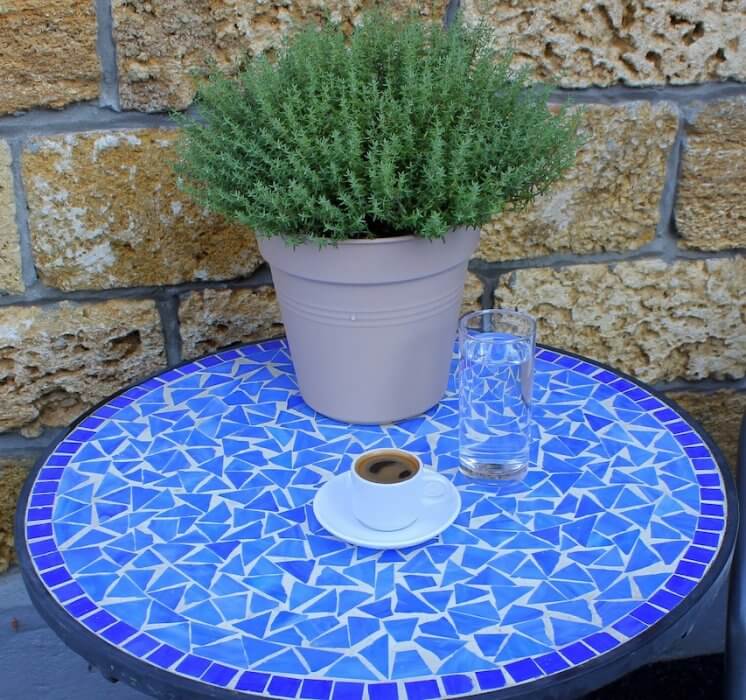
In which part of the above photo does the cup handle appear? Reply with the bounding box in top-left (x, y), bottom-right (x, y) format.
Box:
top-left (421, 471), bottom-right (451, 505)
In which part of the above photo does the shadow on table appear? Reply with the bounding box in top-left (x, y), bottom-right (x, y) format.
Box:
top-left (582, 655), bottom-right (723, 699)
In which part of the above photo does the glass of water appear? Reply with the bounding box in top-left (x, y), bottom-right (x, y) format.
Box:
top-left (458, 309), bottom-right (536, 479)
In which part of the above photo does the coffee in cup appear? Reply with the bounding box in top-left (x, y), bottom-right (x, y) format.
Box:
top-left (349, 448), bottom-right (425, 531)
top-left (355, 452), bottom-right (420, 484)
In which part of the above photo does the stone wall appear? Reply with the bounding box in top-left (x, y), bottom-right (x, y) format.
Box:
top-left (0, 0), bottom-right (744, 571)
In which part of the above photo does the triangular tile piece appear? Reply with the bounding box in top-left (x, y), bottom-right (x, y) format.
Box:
top-left (392, 650), bottom-right (432, 679)
top-left (527, 582), bottom-right (566, 605)
top-left (394, 585), bottom-right (436, 614)
top-left (383, 618), bottom-right (418, 642)
top-left (442, 561), bottom-right (473, 586)
top-left (497, 633), bottom-right (553, 661)
top-left (277, 559), bottom-right (314, 583)
top-left (502, 605), bottom-right (543, 625)
top-left (304, 590), bottom-right (337, 614)
top-left (439, 648), bottom-right (496, 674)
top-left (551, 618), bottom-right (601, 645)
top-left (360, 634), bottom-right (389, 677)
top-left (416, 635), bottom-right (465, 660)
top-left (309, 625), bottom-right (350, 649)
top-left (418, 616), bottom-right (460, 639)
top-left (256, 649), bottom-right (308, 674)
top-left (421, 590), bottom-right (453, 612)
top-left (326, 656), bottom-right (377, 680)
top-left (652, 540), bottom-right (688, 564)
top-left (298, 648), bottom-right (343, 672)
top-left (627, 540), bottom-right (661, 571)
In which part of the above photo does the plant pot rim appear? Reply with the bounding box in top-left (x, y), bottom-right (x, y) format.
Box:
top-left (258, 227), bottom-right (478, 248)
top-left (257, 227), bottom-right (480, 285)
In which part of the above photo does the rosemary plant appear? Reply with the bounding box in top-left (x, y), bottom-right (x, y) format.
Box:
top-left (174, 11), bottom-right (582, 243)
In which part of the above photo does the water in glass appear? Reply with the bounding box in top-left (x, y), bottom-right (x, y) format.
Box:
top-left (458, 309), bottom-right (536, 479)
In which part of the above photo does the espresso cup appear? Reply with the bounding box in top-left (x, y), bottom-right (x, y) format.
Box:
top-left (350, 448), bottom-right (425, 531)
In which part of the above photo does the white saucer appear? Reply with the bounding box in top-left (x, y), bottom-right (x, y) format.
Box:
top-left (313, 471), bottom-right (461, 549)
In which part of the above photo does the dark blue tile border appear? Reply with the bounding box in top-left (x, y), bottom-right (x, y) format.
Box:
top-left (369, 683), bottom-right (399, 700)
top-left (202, 663), bottom-right (238, 687)
top-left (506, 659), bottom-right (543, 683)
top-left (301, 679), bottom-right (334, 700)
top-left (475, 670), bottom-right (506, 691)
top-left (441, 675), bottom-right (474, 695)
top-left (124, 634), bottom-right (160, 657)
top-left (560, 643), bottom-right (595, 665)
top-left (148, 644), bottom-right (184, 670)
top-left (404, 679), bottom-right (440, 700)
top-left (237, 672), bottom-right (271, 693)
top-left (535, 653), bottom-right (569, 674)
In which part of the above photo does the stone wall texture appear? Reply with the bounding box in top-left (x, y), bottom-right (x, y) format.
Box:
top-left (494, 257), bottom-right (746, 384)
top-left (0, 1), bottom-right (745, 569)
top-left (477, 102), bottom-right (678, 262)
top-left (0, 300), bottom-right (166, 437)
top-left (112, 0), bottom-right (448, 112)
top-left (0, 0), bottom-right (100, 114)
top-left (461, 0), bottom-right (746, 88)
top-left (461, 272), bottom-right (484, 315)
top-left (0, 462), bottom-right (30, 573)
top-left (0, 142), bottom-right (23, 294)
top-left (676, 97), bottom-right (746, 251)
top-left (179, 287), bottom-right (283, 360)
top-left (22, 129), bottom-right (263, 291)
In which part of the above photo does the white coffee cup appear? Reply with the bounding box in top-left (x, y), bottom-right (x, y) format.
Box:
top-left (350, 448), bottom-right (428, 531)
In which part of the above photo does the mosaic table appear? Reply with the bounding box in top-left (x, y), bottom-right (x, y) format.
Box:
top-left (17, 339), bottom-right (736, 700)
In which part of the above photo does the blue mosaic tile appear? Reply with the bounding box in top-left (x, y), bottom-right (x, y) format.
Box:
top-left (65, 596), bottom-right (96, 617)
top-left (506, 658), bottom-right (543, 683)
top-left (369, 683), bottom-right (398, 700)
top-left (101, 621), bottom-right (138, 645)
top-left (237, 671), bottom-right (271, 692)
top-left (475, 669), bottom-right (506, 690)
top-left (649, 589), bottom-right (683, 612)
top-left (694, 531), bottom-right (720, 547)
top-left (561, 642), bottom-right (595, 664)
top-left (23, 339), bottom-right (730, 698)
top-left (403, 679), bottom-right (440, 700)
top-left (268, 675), bottom-right (303, 698)
top-left (535, 652), bottom-right (569, 674)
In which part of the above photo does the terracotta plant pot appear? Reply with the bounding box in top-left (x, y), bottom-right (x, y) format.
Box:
top-left (258, 227), bottom-right (480, 424)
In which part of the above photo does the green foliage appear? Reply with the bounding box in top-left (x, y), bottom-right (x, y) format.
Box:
top-left (174, 11), bottom-right (583, 243)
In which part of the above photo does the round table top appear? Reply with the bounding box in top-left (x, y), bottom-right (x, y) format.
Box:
top-left (18, 339), bottom-right (735, 700)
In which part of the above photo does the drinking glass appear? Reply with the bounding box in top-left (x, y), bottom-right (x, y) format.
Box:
top-left (458, 309), bottom-right (536, 479)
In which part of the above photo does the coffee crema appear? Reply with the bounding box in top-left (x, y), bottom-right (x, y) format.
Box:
top-left (355, 451), bottom-right (420, 484)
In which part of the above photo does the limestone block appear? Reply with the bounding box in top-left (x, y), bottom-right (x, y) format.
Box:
top-left (112, 0), bottom-right (448, 111)
top-left (0, 142), bottom-right (23, 294)
top-left (461, 0), bottom-right (746, 88)
top-left (0, 300), bottom-right (166, 436)
top-left (23, 130), bottom-right (262, 291)
top-left (494, 257), bottom-right (746, 384)
top-left (666, 390), bottom-right (746, 474)
top-left (0, 0), bottom-right (100, 114)
top-left (0, 461), bottom-right (30, 573)
top-left (179, 287), bottom-right (283, 359)
top-left (461, 271), bottom-right (484, 315)
top-left (676, 97), bottom-right (746, 251)
top-left (478, 102), bottom-right (678, 262)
